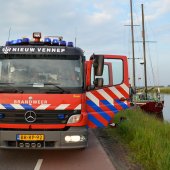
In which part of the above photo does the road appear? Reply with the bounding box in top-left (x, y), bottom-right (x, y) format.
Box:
top-left (0, 130), bottom-right (115, 170)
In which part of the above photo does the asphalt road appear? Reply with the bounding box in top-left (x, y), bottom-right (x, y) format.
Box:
top-left (0, 130), bottom-right (115, 170)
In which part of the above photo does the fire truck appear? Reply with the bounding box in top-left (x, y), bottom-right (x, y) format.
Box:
top-left (0, 32), bottom-right (130, 149)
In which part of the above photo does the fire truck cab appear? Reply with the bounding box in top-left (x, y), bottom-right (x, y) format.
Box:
top-left (0, 33), bottom-right (130, 149)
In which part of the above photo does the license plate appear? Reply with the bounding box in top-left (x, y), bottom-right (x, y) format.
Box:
top-left (16, 134), bottom-right (44, 141)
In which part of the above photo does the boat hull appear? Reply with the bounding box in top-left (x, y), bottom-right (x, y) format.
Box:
top-left (136, 101), bottom-right (164, 114)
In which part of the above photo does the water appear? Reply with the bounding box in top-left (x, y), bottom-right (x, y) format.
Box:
top-left (163, 94), bottom-right (170, 121)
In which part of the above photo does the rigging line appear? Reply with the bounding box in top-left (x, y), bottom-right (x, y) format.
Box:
top-left (127, 27), bottom-right (132, 82)
top-left (133, 2), bottom-right (143, 57)
top-left (145, 16), bottom-right (161, 87)
top-left (127, 27), bottom-right (131, 58)
top-left (133, 8), bottom-right (143, 88)
top-left (132, 1), bottom-right (144, 85)
top-left (154, 42), bottom-right (160, 86)
top-left (141, 4), bottom-right (160, 87)
top-left (124, 26), bottom-right (129, 56)
top-left (145, 24), bottom-right (156, 86)
top-left (122, 25), bottom-right (126, 54)
top-left (148, 42), bottom-right (156, 86)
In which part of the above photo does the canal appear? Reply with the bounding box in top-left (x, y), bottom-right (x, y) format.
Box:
top-left (163, 94), bottom-right (170, 121)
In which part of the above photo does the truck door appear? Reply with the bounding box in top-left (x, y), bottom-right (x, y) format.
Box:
top-left (86, 55), bottom-right (130, 128)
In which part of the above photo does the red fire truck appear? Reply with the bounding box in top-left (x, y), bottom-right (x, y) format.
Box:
top-left (0, 32), bottom-right (130, 149)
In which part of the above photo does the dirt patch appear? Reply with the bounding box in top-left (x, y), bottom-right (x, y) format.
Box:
top-left (93, 128), bottom-right (142, 170)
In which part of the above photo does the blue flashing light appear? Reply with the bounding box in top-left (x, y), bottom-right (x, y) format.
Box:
top-left (10, 39), bottom-right (22, 45)
top-left (17, 39), bottom-right (22, 44)
top-left (44, 38), bottom-right (51, 44)
top-left (57, 114), bottom-right (65, 120)
top-left (22, 38), bottom-right (29, 44)
top-left (67, 42), bottom-right (74, 47)
top-left (6, 41), bottom-right (11, 46)
top-left (0, 113), bottom-right (5, 119)
top-left (52, 39), bottom-right (59, 45)
top-left (60, 40), bottom-right (66, 46)
top-left (11, 40), bottom-right (18, 45)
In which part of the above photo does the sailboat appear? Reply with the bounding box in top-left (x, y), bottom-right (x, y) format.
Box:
top-left (130, 3), bottom-right (164, 114)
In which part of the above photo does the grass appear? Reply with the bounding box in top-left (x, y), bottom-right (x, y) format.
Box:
top-left (105, 109), bottom-right (170, 170)
top-left (160, 87), bottom-right (170, 94)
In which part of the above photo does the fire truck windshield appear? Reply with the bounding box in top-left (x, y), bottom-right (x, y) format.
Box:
top-left (0, 55), bottom-right (83, 92)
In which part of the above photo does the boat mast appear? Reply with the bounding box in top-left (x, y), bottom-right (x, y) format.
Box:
top-left (141, 4), bottom-right (148, 98)
top-left (130, 0), bottom-right (136, 92)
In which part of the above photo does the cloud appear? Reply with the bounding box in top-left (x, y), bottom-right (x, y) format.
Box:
top-left (140, 0), bottom-right (170, 22)
top-left (87, 12), bottom-right (112, 25)
top-left (0, 0), bottom-right (169, 85)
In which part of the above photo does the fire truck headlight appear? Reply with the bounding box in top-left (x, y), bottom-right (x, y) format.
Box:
top-left (65, 135), bottom-right (86, 143)
top-left (65, 135), bottom-right (80, 142)
top-left (67, 114), bottom-right (81, 124)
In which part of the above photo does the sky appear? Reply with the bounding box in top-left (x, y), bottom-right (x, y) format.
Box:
top-left (0, 0), bottom-right (170, 86)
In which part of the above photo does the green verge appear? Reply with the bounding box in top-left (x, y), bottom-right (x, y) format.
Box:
top-left (105, 109), bottom-right (170, 170)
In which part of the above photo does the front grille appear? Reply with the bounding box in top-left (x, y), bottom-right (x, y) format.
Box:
top-left (0, 110), bottom-right (80, 124)
top-left (6, 141), bottom-right (55, 148)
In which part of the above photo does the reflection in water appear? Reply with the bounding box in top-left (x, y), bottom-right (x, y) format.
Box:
top-left (163, 95), bottom-right (170, 122)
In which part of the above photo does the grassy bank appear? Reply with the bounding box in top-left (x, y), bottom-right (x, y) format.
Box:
top-left (137, 87), bottom-right (170, 94)
top-left (160, 87), bottom-right (170, 94)
top-left (106, 109), bottom-right (170, 170)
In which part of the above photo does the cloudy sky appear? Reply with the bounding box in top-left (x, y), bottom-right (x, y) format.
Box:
top-left (0, 0), bottom-right (170, 86)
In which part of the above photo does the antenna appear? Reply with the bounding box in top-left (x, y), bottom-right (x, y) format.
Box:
top-left (75, 37), bottom-right (77, 47)
top-left (8, 27), bottom-right (11, 41)
top-left (44, 36), bottom-right (63, 41)
top-left (75, 27), bottom-right (77, 47)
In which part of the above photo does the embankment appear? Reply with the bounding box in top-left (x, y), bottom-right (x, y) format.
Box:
top-left (105, 109), bottom-right (170, 170)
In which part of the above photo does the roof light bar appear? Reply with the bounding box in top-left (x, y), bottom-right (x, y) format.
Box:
top-left (11, 40), bottom-right (18, 45)
top-left (33, 32), bottom-right (41, 38)
top-left (44, 38), bottom-right (51, 45)
top-left (17, 39), bottom-right (22, 44)
top-left (22, 38), bottom-right (29, 44)
top-left (67, 42), bottom-right (74, 47)
top-left (52, 39), bottom-right (59, 45)
top-left (60, 40), bottom-right (66, 46)
top-left (5, 32), bottom-right (74, 47)
top-left (6, 41), bottom-right (11, 46)
top-left (33, 32), bottom-right (41, 42)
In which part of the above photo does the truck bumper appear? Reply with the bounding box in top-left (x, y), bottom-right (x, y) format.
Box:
top-left (0, 127), bottom-right (88, 149)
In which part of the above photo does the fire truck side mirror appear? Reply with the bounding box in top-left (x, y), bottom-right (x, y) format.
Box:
top-left (93, 78), bottom-right (103, 87)
top-left (93, 55), bottom-right (104, 76)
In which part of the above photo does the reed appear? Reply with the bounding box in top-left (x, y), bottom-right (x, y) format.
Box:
top-left (160, 87), bottom-right (170, 94)
top-left (106, 109), bottom-right (170, 170)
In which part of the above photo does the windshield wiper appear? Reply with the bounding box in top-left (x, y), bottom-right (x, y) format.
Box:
top-left (0, 82), bottom-right (15, 85)
top-left (27, 83), bottom-right (70, 94)
top-left (0, 83), bottom-right (24, 93)
top-left (45, 83), bottom-right (69, 94)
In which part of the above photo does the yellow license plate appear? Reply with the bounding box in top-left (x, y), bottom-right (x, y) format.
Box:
top-left (17, 134), bottom-right (44, 141)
